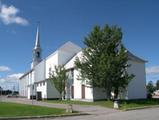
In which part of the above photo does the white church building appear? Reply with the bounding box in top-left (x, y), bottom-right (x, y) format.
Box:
top-left (19, 27), bottom-right (147, 101)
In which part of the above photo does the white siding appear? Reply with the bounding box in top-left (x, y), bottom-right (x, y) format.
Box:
top-left (73, 70), bottom-right (82, 99)
top-left (85, 86), bottom-right (93, 100)
top-left (127, 60), bottom-right (147, 99)
top-left (45, 52), bottom-right (58, 79)
top-left (47, 80), bottom-right (60, 99)
top-left (36, 82), bottom-right (47, 98)
top-left (19, 75), bottom-right (28, 97)
top-left (34, 60), bottom-right (45, 82)
top-left (73, 70), bottom-right (94, 101)
top-left (27, 86), bottom-right (30, 99)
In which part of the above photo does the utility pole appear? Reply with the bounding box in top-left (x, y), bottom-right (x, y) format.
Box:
top-left (32, 84), bottom-right (34, 105)
top-left (0, 86), bottom-right (2, 102)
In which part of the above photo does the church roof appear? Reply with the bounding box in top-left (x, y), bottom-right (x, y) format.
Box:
top-left (58, 41), bottom-right (81, 52)
top-left (65, 49), bottom-right (147, 70)
top-left (46, 41), bottom-right (81, 59)
top-left (19, 69), bottom-right (33, 79)
top-left (127, 50), bottom-right (147, 63)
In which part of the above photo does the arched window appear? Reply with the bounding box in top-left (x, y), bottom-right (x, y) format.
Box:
top-left (36, 52), bottom-right (40, 57)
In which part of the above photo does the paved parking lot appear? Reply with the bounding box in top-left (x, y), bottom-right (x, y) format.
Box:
top-left (22, 108), bottom-right (159, 120)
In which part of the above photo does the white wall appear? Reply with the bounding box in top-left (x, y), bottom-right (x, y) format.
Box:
top-left (44, 42), bottom-right (81, 99)
top-left (73, 70), bottom-right (82, 99)
top-left (19, 71), bottom-right (35, 97)
top-left (85, 86), bottom-right (93, 100)
top-left (65, 52), bottom-right (94, 101)
top-left (45, 52), bottom-right (58, 79)
top-left (34, 60), bottom-right (45, 82)
top-left (36, 81), bottom-right (47, 98)
top-left (127, 60), bottom-right (147, 99)
top-left (27, 86), bottom-right (30, 99)
top-left (73, 70), bottom-right (94, 101)
top-left (28, 71), bottom-right (34, 85)
top-left (19, 75), bottom-right (28, 97)
top-left (47, 80), bottom-right (61, 99)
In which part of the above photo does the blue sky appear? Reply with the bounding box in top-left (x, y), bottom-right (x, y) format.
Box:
top-left (0, 0), bottom-right (159, 90)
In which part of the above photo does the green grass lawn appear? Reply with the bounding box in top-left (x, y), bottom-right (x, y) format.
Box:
top-left (44, 99), bottom-right (159, 110)
top-left (120, 99), bottom-right (159, 110)
top-left (0, 102), bottom-right (66, 117)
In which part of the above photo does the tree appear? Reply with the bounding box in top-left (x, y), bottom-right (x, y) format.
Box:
top-left (75, 25), bottom-right (134, 100)
top-left (49, 65), bottom-right (68, 100)
top-left (0, 86), bottom-right (2, 96)
top-left (147, 81), bottom-right (155, 95)
top-left (156, 80), bottom-right (159, 90)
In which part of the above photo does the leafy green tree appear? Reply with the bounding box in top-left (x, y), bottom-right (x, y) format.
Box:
top-left (156, 80), bottom-right (159, 90)
top-left (147, 81), bottom-right (155, 94)
top-left (49, 65), bottom-right (68, 100)
top-left (75, 25), bottom-right (134, 99)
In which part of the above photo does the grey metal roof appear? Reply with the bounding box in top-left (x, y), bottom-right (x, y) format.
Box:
top-left (127, 50), bottom-right (147, 63)
top-left (19, 69), bottom-right (33, 79)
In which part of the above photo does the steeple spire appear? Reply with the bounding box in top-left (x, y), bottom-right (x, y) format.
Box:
top-left (34, 26), bottom-right (40, 49)
top-left (31, 24), bottom-right (42, 68)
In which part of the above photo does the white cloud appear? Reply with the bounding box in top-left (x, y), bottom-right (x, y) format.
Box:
top-left (0, 66), bottom-right (11, 72)
top-left (0, 73), bottom-right (23, 90)
top-left (0, 78), bottom-right (5, 82)
top-left (0, 4), bottom-right (29, 25)
top-left (0, 73), bottom-right (23, 81)
top-left (146, 66), bottom-right (159, 75)
top-left (7, 73), bottom-right (23, 80)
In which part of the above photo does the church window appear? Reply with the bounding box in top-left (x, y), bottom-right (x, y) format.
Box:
top-left (71, 69), bottom-right (74, 84)
top-left (36, 52), bottom-right (40, 57)
top-left (49, 67), bottom-right (52, 72)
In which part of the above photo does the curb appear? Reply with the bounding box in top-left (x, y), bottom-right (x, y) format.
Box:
top-left (0, 113), bottom-right (89, 120)
top-left (122, 105), bottom-right (159, 111)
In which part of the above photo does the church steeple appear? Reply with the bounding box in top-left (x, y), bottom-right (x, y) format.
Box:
top-left (31, 26), bottom-right (42, 68)
top-left (34, 26), bottom-right (40, 49)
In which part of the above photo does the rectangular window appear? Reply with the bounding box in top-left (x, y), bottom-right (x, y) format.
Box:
top-left (71, 86), bottom-right (74, 99)
top-left (49, 67), bottom-right (52, 77)
top-left (71, 69), bottom-right (74, 84)
top-left (81, 85), bottom-right (85, 99)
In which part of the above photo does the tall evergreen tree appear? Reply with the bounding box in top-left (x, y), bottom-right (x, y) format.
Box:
top-left (147, 81), bottom-right (155, 95)
top-left (156, 80), bottom-right (159, 90)
top-left (75, 25), bottom-right (134, 99)
top-left (49, 65), bottom-right (68, 100)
